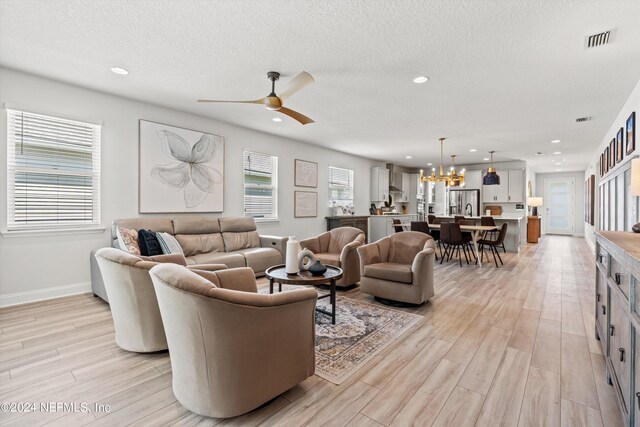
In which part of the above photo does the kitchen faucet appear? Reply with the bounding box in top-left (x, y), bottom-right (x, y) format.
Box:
top-left (465, 203), bottom-right (473, 216)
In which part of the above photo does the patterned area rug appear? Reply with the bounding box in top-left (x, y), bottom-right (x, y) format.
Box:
top-left (258, 285), bottom-right (422, 385)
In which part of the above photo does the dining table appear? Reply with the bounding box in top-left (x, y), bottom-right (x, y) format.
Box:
top-left (397, 222), bottom-right (498, 267)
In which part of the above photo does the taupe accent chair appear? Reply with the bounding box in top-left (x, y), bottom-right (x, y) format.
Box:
top-left (94, 248), bottom-right (226, 353)
top-left (149, 264), bottom-right (317, 418)
top-left (299, 226), bottom-right (365, 287)
top-left (357, 231), bottom-right (436, 306)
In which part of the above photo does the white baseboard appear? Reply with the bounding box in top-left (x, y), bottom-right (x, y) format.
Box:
top-left (0, 282), bottom-right (91, 308)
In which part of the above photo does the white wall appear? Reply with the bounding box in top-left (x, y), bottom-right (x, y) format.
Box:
top-left (535, 171), bottom-right (585, 236)
top-left (584, 79), bottom-right (640, 244)
top-left (0, 67), bottom-right (382, 305)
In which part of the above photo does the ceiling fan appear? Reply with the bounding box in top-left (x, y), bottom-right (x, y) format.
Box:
top-left (198, 71), bottom-right (315, 125)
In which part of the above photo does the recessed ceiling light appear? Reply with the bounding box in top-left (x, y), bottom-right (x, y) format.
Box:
top-left (553, 151), bottom-right (562, 155)
top-left (405, 155), bottom-right (412, 159)
top-left (413, 76), bottom-right (429, 84)
top-left (272, 117), bottom-right (282, 122)
top-left (110, 67), bottom-right (129, 75)
top-left (551, 140), bottom-right (561, 144)
top-left (535, 152), bottom-right (542, 155)
top-left (427, 162), bottom-right (433, 166)
top-left (469, 149), bottom-right (477, 152)
top-left (483, 157), bottom-right (490, 161)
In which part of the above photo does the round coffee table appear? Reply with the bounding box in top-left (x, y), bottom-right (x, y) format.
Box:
top-left (265, 264), bottom-right (343, 324)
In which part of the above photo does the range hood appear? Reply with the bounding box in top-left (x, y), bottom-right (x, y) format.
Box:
top-left (385, 163), bottom-right (403, 193)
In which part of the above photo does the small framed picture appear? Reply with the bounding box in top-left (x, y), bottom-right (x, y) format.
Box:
top-left (616, 128), bottom-right (624, 163)
top-left (599, 153), bottom-right (604, 176)
top-left (294, 159), bottom-right (318, 188)
top-left (609, 139), bottom-right (616, 168)
top-left (626, 111), bottom-right (636, 155)
top-left (604, 147), bottom-right (609, 172)
top-left (294, 191), bottom-right (317, 218)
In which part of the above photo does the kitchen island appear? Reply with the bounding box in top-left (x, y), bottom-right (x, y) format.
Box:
top-left (433, 214), bottom-right (526, 252)
top-left (369, 214), bottom-right (418, 242)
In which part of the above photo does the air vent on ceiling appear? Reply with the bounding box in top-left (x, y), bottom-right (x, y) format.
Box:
top-left (576, 116), bottom-right (592, 123)
top-left (585, 29), bottom-right (615, 49)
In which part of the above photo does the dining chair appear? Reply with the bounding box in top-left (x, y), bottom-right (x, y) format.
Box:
top-left (478, 223), bottom-right (508, 268)
top-left (458, 219), bottom-right (477, 262)
top-left (411, 221), bottom-right (439, 261)
top-left (392, 218), bottom-right (404, 233)
top-left (454, 215), bottom-right (465, 223)
top-left (439, 222), bottom-right (472, 267)
top-left (480, 216), bottom-right (504, 253)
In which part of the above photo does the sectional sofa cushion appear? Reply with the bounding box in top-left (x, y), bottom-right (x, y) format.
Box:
top-left (116, 227), bottom-right (141, 255)
top-left (156, 232), bottom-right (184, 255)
top-left (234, 248), bottom-right (283, 274)
top-left (184, 252), bottom-right (246, 269)
top-left (138, 229), bottom-right (163, 256)
top-left (219, 217), bottom-right (261, 252)
top-left (172, 217), bottom-right (225, 256)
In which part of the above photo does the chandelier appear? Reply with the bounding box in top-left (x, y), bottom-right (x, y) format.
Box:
top-left (421, 138), bottom-right (465, 187)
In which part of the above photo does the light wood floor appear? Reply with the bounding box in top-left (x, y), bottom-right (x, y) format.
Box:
top-left (0, 236), bottom-right (624, 426)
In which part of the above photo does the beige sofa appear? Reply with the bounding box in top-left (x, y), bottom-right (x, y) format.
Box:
top-left (94, 248), bottom-right (227, 352)
top-left (357, 231), bottom-right (436, 305)
top-left (299, 227), bottom-right (365, 288)
top-left (150, 264), bottom-right (317, 418)
top-left (91, 216), bottom-right (287, 302)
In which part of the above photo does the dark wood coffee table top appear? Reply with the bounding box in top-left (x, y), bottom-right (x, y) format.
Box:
top-left (265, 264), bottom-right (343, 284)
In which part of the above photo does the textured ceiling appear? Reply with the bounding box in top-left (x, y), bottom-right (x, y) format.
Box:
top-left (1, 0), bottom-right (640, 172)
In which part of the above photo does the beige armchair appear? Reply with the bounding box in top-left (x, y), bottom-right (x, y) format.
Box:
top-left (357, 231), bottom-right (436, 305)
top-left (94, 248), bottom-right (227, 353)
top-left (149, 264), bottom-right (317, 418)
top-left (299, 227), bottom-right (365, 287)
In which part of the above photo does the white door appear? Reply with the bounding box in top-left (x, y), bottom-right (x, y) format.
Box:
top-left (544, 177), bottom-right (575, 235)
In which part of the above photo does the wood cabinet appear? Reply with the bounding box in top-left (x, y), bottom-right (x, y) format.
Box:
top-left (326, 216), bottom-right (369, 243)
top-left (482, 169), bottom-right (524, 203)
top-left (527, 216), bottom-right (541, 243)
top-left (595, 232), bottom-right (640, 426)
top-left (370, 167), bottom-right (389, 202)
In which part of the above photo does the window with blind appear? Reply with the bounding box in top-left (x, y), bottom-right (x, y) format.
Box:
top-left (329, 166), bottom-right (354, 207)
top-left (6, 109), bottom-right (101, 231)
top-left (243, 151), bottom-right (278, 220)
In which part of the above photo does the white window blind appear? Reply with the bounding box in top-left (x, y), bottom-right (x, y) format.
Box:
top-left (329, 166), bottom-right (354, 207)
top-left (243, 151), bottom-right (278, 220)
top-left (6, 109), bottom-right (101, 230)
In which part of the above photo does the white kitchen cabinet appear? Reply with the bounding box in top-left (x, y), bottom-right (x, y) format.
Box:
top-left (507, 170), bottom-right (525, 203)
top-left (399, 172), bottom-right (411, 202)
top-left (463, 170), bottom-right (482, 190)
top-left (370, 167), bottom-right (389, 202)
top-left (482, 169), bottom-right (524, 203)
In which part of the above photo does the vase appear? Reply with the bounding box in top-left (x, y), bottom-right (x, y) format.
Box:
top-left (309, 260), bottom-right (327, 276)
top-left (285, 236), bottom-right (300, 275)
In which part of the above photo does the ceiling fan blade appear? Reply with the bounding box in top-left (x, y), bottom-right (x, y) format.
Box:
top-left (276, 107), bottom-right (314, 125)
top-left (197, 98), bottom-right (265, 104)
top-left (278, 71), bottom-right (315, 101)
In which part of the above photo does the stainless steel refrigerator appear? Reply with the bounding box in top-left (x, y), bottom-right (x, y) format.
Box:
top-left (449, 189), bottom-right (480, 216)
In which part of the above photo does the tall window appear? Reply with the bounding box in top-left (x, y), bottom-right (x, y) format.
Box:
top-left (243, 151), bottom-right (278, 220)
top-left (328, 166), bottom-right (354, 207)
top-left (6, 109), bottom-right (101, 231)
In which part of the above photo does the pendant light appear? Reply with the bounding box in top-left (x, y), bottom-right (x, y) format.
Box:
top-left (483, 150), bottom-right (500, 185)
top-left (421, 138), bottom-right (453, 185)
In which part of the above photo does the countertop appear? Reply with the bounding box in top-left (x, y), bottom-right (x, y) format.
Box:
top-left (434, 214), bottom-right (525, 221)
top-left (325, 215), bottom-right (370, 219)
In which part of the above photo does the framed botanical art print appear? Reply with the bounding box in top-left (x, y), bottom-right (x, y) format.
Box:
top-left (294, 191), bottom-right (317, 217)
top-left (627, 111), bottom-right (636, 155)
top-left (616, 128), bottom-right (624, 163)
top-left (604, 147), bottom-right (609, 173)
top-left (294, 159), bottom-right (318, 188)
top-left (609, 139), bottom-right (616, 168)
top-left (139, 120), bottom-right (224, 213)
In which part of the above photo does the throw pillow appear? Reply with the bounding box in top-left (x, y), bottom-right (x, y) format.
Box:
top-left (138, 229), bottom-right (163, 256)
top-left (156, 232), bottom-right (184, 255)
top-left (116, 227), bottom-right (141, 255)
